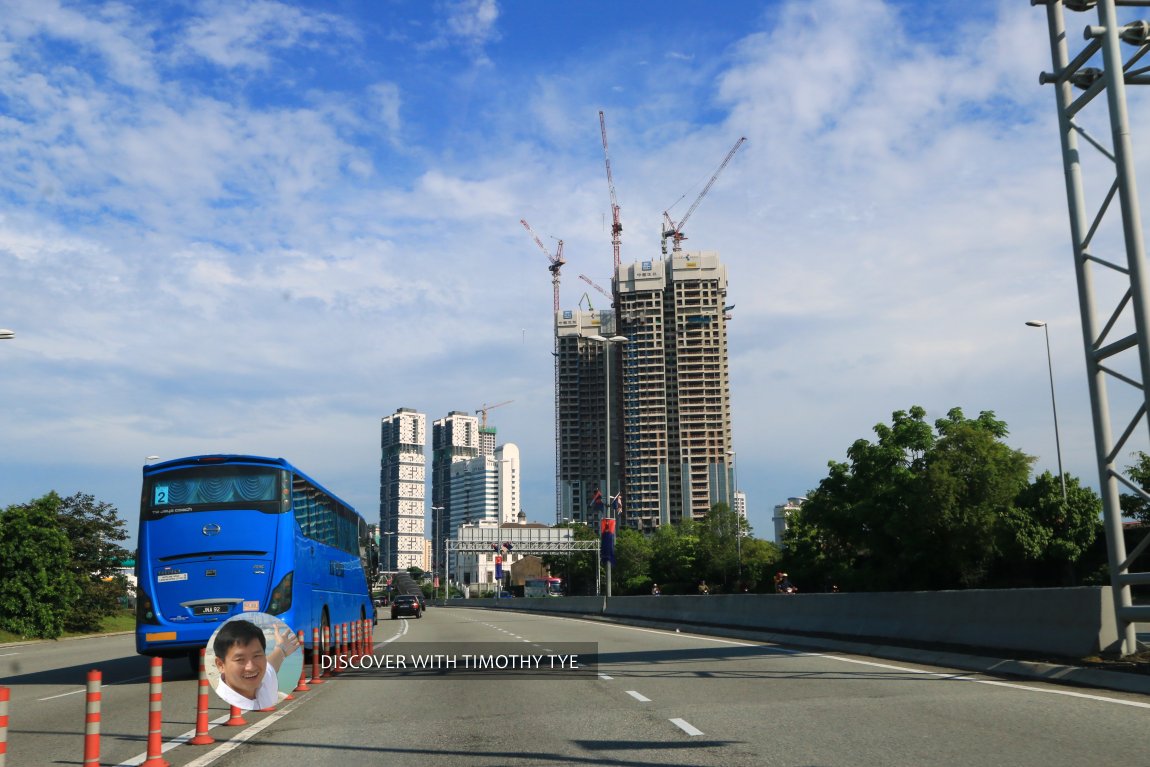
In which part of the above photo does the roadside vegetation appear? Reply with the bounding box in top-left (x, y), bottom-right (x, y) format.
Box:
top-left (0, 492), bottom-right (131, 640)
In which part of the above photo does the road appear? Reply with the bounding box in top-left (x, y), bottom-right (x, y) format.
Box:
top-left (3, 607), bottom-right (1150, 766)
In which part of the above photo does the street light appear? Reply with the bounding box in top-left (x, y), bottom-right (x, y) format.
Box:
top-left (1026, 321), bottom-right (1067, 503)
top-left (0, 329), bottom-right (14, 340)
top-left (727, 449), bottom-right (742, 579)
top-left (145, 455), bottom-right (160, 464)
top-left (588, 333), bottom-right (628, 598)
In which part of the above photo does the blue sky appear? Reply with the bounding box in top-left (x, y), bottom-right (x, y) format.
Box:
top-left (2, 0), bottom-right (1145, 546)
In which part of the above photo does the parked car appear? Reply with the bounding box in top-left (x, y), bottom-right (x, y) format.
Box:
top-left (415, 593), bottom-right (429, 611)
top-left (391, 594), bottom-right (421, 619)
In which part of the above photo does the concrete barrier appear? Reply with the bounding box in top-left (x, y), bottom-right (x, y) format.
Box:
top-left (448, 587), bottom-right (1120, 658)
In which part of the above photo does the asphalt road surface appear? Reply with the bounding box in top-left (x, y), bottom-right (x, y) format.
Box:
top-left (3, 607), bottom-right (1150, 766)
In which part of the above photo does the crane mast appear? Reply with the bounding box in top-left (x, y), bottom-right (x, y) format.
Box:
top-left (599, 110), bottom-right (623, 271)
top-left (662, 136), bottom-right (746, 254)
top-left (519, 217), bottom-right (566, 522)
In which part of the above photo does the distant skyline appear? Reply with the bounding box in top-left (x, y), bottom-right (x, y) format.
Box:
top-left (3, 0), bottom-right (1149, 546)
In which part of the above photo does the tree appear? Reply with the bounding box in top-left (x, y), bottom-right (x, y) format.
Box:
top-left (738, 536), bottom-right (784, 592)
top-left (0, 496), bottom-right (81, 638)
top-left (697, 503), bottom-right (747, 592)
top-left (1001, 471), bottom-right (1102, 586)
top-left (649, 519), bottom-right (700, 593)
top-left (784, 406), bottom-right (1034, 592)
top-left (54, 492), bottom-right (131, 632)
top-left (918, 409), bottom-right (1033, 588)
top-left (784, 406), bottom-right (936, 592)
top-left (613, 527), bottom-right (653, 594)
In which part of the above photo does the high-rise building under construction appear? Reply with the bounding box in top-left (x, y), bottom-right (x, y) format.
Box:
top-left (556, 251), bottom-right (734, 531)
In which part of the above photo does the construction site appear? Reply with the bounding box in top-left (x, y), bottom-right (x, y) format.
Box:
top-left (525, 112), bottom-right (745, 532)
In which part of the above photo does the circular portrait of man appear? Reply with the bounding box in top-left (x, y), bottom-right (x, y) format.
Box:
top-left (204, 612), bottom-right (303, 710)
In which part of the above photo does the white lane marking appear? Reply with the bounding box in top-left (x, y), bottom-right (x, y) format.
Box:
top-left (38, 688), bottom-right (86, 701)
top-left (0, 652), bottom-right (18, 658)
top-left (626, 690), bottom-right (651, 702)
top-left (599, 673), bottom-right (614, 680)
top-left (378, 620), bottom-right (408, 645)
top-left (535, 612), bottom-right (1150, 710)
top-left (114, 713), bottom-right (230, 767)
top-left (670, 718), bottom-right (703, 736)
top-left (37, 671), bottom-right (173, 701)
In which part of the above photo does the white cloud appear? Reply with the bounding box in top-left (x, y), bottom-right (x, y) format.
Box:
top-left (179, 0), bottom-right (354, 71)
top-left (0, 0), bottom-right (1135, 540)
top-left (443, 0), bottom-right (500, 48)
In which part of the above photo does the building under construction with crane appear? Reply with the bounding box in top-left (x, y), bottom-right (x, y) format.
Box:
top-left (548, 114), bottom-right (741, 531)
top-left (556, 252), bottom-right (734, 531)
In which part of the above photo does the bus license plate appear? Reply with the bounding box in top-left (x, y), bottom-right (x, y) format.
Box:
top-left (193, 604), bottom-right (230, 616)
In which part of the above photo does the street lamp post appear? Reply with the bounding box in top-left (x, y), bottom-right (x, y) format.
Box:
top-left (589, 334), bottom-right (627, 598)
top-left (431, 505), bottom-right (444, 601)
top-left (1026, 321), bottom-right (1067, 503)
top-left (727, 449), bottom-right (742, 579)
top-left (0, 329), bottom-right (14, 340)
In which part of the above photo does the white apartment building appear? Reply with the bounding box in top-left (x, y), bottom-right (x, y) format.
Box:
top-left (380, 407), bottom-right (426, 570)
top-left (446, 442), bottom-right (520, 573)
top-left (773, 496), bottom-right (806, 546)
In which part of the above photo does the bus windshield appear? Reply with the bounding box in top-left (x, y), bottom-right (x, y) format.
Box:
top-left (143, 465), bottom-right (284, 519)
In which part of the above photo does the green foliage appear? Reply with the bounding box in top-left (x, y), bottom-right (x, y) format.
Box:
top-left (613, 527), bottom-right (653, 594)
top-left (736, 536), bottom-right (784, 592)
top-left (784, 406), bottom-right (1037, 591)
top-left (54, 492), bottom-right (131, 632)
top-left (542, 523), bottom-right (598, 596)
top-left (650, 519), bottom-right (700, 592)
top-left (1120, 451), bottom-right (1150, 524)
top-left (695, 504), bottom-right (752, 592)
top-left (920, 408), bottom-right (1032, 588)
top-left (0, 495), bottom-right (82, 638)
top-left (1000, 471), bottom-right (1102, 585)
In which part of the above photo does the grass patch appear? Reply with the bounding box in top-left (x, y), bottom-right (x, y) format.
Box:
top-left (0, 610), bottom-right (135, 644)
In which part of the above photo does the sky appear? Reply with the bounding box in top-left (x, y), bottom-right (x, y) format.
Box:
top-left (3, 0), bottom-right (1150, 547)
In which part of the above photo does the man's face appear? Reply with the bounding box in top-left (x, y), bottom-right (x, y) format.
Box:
top-left (214, 637), bottom-right (267, 699)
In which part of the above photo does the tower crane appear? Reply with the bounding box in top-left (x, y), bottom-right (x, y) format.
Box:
top-left (599, 110), bottom-right (623, 271)
top-left (520, 219), bottom-right (565, 312)
top-left (579, 274), bottom-right (612, 306)
top-left (662, 136), bottom-right (747, 255)
top-left (520, 218), bottom-right (566, 524)
top-left (476, 400), bottom-right (514, 430)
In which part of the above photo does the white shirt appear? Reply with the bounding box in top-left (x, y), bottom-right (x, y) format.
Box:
top-left (215, 663), bottom-right (280, 710)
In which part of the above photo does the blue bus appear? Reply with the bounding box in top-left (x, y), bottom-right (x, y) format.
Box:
top-left (135, 455), bottom-right (375, 667)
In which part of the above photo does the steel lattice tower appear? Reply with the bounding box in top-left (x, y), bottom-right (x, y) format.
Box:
top-left (1037, 0), bottom-right (1150, 655)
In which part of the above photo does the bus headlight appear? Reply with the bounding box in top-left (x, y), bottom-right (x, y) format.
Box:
top-left (267, 571), bottom-right (293, 615)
